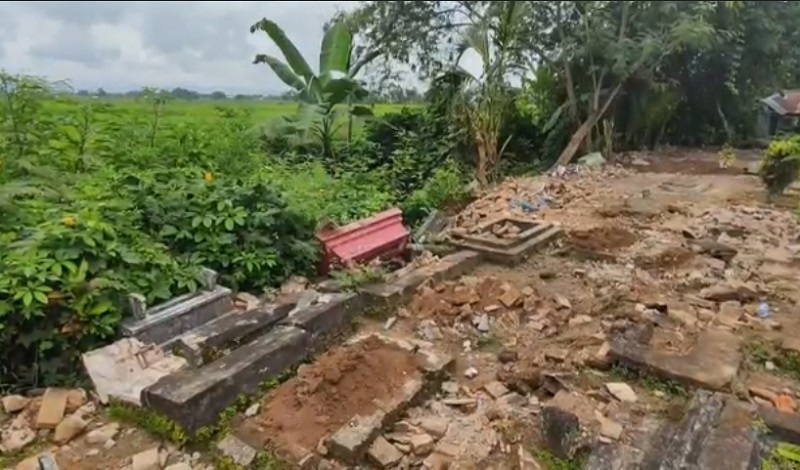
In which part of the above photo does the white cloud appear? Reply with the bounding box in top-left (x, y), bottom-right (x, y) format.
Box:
top-left (0, 1), bottom-right (361, 94)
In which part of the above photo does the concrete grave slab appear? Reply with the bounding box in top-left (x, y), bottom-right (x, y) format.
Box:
top-left (609, 328), bottom-right (743, 390)
top-left (174, 302), bottom-right (295, 366)
top-left (142, 326), bottom-right (309, 430)
top-left (82, 338), bottom-right (187, 405)
top-left (634, 391), bottom-right (759, 470)
top-left (449, 218), bottom-right (561, 264)
top-left (121, 286), bottom-right (234, 346)
top-left (279, 293), bottom-right (361, 346)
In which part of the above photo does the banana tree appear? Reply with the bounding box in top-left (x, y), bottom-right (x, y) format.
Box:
top-left (250, 18), bottom-right (380, 160)
top-left (433, 2), bottom-right (527, 188)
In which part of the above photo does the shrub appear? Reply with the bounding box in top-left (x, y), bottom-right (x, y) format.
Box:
top-left (263, 160), bottom-right (395, 225)
top-left (760, 134), bottom-right (800, 198)
top-left (403, 159), bottom-right (469, 225)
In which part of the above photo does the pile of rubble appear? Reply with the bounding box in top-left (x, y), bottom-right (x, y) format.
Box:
top-left (0, 389), bottom-right (207, 470)
top-left (450, 165), bottom-right (633, 233)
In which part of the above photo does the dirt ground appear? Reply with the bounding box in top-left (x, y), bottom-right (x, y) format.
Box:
top-left (240, 336), bottom-right (422, 457)
top-left (306, 148), bottom-right (800, 469)
top-left (6, 148), bottom-right (800, 470)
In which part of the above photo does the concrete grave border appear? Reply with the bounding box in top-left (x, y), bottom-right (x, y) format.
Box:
top-left (133, 250), bottom-right (479, 432)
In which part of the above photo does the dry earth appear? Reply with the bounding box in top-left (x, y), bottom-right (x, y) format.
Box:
top-left (3, 149), bottom-right (800, 469)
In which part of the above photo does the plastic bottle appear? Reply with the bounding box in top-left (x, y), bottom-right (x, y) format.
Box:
top-left (757, 301), bottom-right (771, 319)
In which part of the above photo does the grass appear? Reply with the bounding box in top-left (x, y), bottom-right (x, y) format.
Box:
top-left (50, 97), bottom-right (412, 126)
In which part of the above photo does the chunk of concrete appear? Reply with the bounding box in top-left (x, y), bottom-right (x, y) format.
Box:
top-left (609, 328), bottom-right (742, 390)
top-left (82, 338), bottom-right (187, 405)
top-left (757, 404), bottom-right (800, 443)
top-left (697, 400), bottom-right (759, 470)
top-left (367, 436), bottom-right (404, 468)
top-left (327, 410), bottom-right (386, 464)
top-left (640, 390), bottom-right (724, 468)
top-left (142, 326), bottom-right (309, 430)
top-left (639, 391), bottom-right (759, 470)
top-left (540, 406), bottom-right (584, 459)
top-left (360, 251), bottom-right (481, 306)
top-left (217, 434), bottom-right (257, 467)
top-left (121, 286), bottom-right (234, 345)
top-left (174, 302), bottom-right (295, 366)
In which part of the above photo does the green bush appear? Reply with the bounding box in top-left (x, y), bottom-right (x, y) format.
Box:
top-left (760, 134), bottom-right (800, 198)
top-left (0, 73), bottom-right (325, 388)
top-left (263, 160), bottom-right (395, 225)
top-left (403, 159), bottom-right (469, 225)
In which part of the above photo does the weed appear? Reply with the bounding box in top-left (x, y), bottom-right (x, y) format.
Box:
top-left (476, 332), bottom-right (501, 352)
top-left (608, 364), bottom-right (688, 398)
top-left (107, 401), bottom-right (188, 445)
top-left (534, 449), bottom-right (587, 470)
top-left (330, 264), bottom-right (387, 291)
top-left (763, 442), bottom-right (800, 470)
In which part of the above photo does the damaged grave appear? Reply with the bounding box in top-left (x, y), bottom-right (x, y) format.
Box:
top-left (80, 239), bottom-right (481, 434)
top-left (232, 334), bottom-right (454, 468)
top-left (449, 216), bottom-right (562, 264)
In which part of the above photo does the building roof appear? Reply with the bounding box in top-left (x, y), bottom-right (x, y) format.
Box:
top-left (762, 90), bottom-right (800, 116)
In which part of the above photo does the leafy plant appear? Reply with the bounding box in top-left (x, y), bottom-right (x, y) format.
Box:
top-left (251, 18), bottom-right (380, 160)
top-left (760, 134), bottom-right (800, 199)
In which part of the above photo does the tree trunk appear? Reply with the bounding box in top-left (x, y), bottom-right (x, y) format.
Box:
top-left (475, 134), bottom-right (490, 189)
top-left (549, 80), bottom-right (626, 169)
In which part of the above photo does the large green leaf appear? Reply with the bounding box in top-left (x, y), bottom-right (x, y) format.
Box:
top-left (322, 78), bottom-right (359, 106)
top-left (253, 54), bottom-right (305, 91)
top-left (320, 22), bottom-right (352, 75)
top-left (251, 18), bottom-right (315, 83)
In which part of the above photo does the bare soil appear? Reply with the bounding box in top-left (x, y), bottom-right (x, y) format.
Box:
top-left (248, 336), bottom-right (422, 454)
top-left (566, 226), bottom-right (639, 252)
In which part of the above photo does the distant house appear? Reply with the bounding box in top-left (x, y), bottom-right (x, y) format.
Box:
top-left (758, 90), bottom-right (800, 137)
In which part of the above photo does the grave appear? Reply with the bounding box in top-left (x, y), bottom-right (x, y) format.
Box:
top-left (83, 252), bottom-right (480, 432)
top-left (449, 217), bottom-right (561, 264)
top-left (233, 333), bottom-right (453, 467)
top-left (121, 268), bottom-right (235, 346)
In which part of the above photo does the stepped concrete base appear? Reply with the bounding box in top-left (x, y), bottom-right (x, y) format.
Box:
top-left (142, 326), bottom-right (309, 430)
top-left (174, 302), bottom-right (295, 366)
top-left (122, 286), bottom-right (234, 346)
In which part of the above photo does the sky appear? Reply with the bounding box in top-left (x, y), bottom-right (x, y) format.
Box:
top-left (0, 1), bottom-right (363, 95)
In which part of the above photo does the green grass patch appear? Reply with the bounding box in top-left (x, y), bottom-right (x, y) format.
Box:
top-left (534, 449), bottom-right (587, 470)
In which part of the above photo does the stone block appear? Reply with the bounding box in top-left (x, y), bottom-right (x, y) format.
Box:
top-left (697, 400), bottom-right (759, 470)
top-left (367, 436), bottom-right (404, 469)
top-left (640, 390), bottom-right (725, 468)
top-left (609, 328), bottom-right (742, 390)
top-left (82, 338), bottom-right (187, 405)
top-left (121, 286), bottom-right (234, 346)
top-left (360, 251), bottom-right (482, 307)
top-left (142, 326), bottom-right (309, 430)
top-left (279, 293), bottom-right (361, 343)
top-left (217, 434), bottom-right (257, 467)
top-left (757, 404), bottom-right (800, 443)
top-left (174, 302), bottom-right (295, 366)
top-left (326, 410), bottom-right (386, 464)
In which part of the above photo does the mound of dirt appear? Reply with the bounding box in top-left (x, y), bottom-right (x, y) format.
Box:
top-left (567, 226), bottom-right (638, 253)
top-left (250, 336), bottom-right (421, 454)
top-left (635, 246), bottom-right (695, 270)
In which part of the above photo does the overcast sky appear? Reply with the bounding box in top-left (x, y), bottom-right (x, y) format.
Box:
top-left (0, 1), bottom-right (362, 94)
